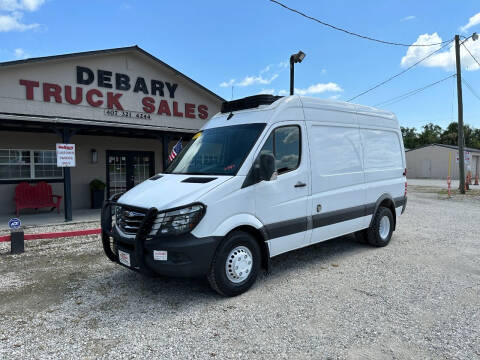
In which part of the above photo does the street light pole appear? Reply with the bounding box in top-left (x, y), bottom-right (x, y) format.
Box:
top-left (289, 58), bottom-right (295, 95)
top-left (289, 51), bottom-right (306, 95)
top-left (455, 35), bottom-right (466, 194)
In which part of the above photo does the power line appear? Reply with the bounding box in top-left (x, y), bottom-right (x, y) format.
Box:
top-left (269, 0), bottom-right (452, 47)
top-left (374, 74), bottom-right (455, 107)
top-left (462, 77), bottom-right (480, 102)
top-left (347, 40), bottom-right (454, 102)
top-left (461, 43), bottom-right (480, 68)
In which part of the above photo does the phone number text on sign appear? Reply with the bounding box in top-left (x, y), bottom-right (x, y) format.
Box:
top-left (104, 109), bottom-right (151, 120)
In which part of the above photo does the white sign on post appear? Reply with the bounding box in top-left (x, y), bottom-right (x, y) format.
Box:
top-left (455, 151), bottom-right (471, 164)
top-left (56, 143), bottom-right (76, 167)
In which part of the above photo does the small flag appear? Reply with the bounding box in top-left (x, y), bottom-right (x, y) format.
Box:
top-left (168, 138), bottom-right (182, 162)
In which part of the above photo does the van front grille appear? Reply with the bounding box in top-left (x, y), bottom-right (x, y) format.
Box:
top-left (116, 206), bottom-right (146, 235)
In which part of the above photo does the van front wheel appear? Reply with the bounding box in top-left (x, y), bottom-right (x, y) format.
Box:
top-left (207, 231), bottom-right (261, 296)
top-left (367, 206), bottom-right (394, 247)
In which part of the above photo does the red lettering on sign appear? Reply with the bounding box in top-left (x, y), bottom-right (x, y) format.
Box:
top-left (43, 83), bottom-right (62, 103)
top-left (19, 77), bottom-right (204, 119)
top-left (157, 100), bottom-right (171, 116)
top-left (185, 103), bottom-right (195, 119)
top-left (86, 89), bottom-right (103, 107)
top-left (173, 101), bottom-right (183, 117)
top-left (142, 97), bottom-right (155, 113)
top-left (107, 92), bottom-right (123, 110)
top-left (198, 105), bottom-right (208, 120)
top-left (19, 79), bottom-right (39, 100)
top-left (65, 85), bottom-right (82, 105)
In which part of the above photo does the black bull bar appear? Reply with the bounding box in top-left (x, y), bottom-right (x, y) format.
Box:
top-left (101, 193), bottom-right (158, 272)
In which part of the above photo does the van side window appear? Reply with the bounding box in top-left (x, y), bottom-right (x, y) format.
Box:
top-left (260, 126), bottom-right (301, 174)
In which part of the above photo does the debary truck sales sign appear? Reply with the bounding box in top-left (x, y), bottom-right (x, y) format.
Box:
top-left (19, 66), bottom-right (209, 120)
top-left (0, 49), bottom-right (221, 133)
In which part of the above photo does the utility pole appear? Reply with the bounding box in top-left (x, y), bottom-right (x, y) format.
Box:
top-left (455, 35), bottom-right (466, 194)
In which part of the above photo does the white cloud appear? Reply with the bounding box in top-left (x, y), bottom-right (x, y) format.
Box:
top-left (0, 12), bottom-right (38, 31)
top-left (260, 65), bottom-right (271, 74)
top-left (400, 32), bottom-right (480, 71)
top-left (320, 68), bottom-right (327, 75)
top-left (0, 0), bottom-right (44, 32)
top-left (460, 12), bottom-right (480, 33)
top-left (14, 47), bottom-right (28, 58)
top-left (401, 15), bottom-right (415, 22)
top-left (275, 83), bottom-right (342, 97)
top-left (294, 82), bottom-right (343, 95)
top-left (329, 95), bottom-right (341, 100)
top-left (259, 88), bottom-right (276, 95)
top-left (220, 71), bottom-right (278, 88)
top-left (0, 0), bottom-right (45, 11)
top-left (237, 74), bottom-right (278, 87)
top-left (278, 61), bottom-right (288, 69)
top-left (219, 79), bottom-right (235, 88)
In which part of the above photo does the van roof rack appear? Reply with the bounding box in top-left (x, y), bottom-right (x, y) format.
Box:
top-left (221, 94), bottom-right (283, 113)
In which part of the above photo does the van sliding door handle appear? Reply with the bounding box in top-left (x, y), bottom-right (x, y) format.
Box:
top-left (294, 182), bottom-right (307, 188)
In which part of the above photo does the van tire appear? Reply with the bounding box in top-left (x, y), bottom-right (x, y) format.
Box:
top-left (207, 231), bottom-right (261, 297)
top-left (367, 206), bottom-right (394, 247)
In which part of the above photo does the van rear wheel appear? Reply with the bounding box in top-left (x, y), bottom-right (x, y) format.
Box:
top-left (367, 206), bottom-right (394, 247)
top-left (207, 231), bottom-right (260, 296)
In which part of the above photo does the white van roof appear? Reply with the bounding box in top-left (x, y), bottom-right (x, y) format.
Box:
top-left (205, 95), bottom-right (398, 130)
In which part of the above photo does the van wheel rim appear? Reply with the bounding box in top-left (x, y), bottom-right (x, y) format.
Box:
top-left (225, 246), bottom-right (253, 284)
top-left (379, 216), bottom-right (390, 240)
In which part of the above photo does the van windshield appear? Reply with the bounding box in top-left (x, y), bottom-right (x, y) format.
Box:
top-left (166, 123), bottom-right (266, 176)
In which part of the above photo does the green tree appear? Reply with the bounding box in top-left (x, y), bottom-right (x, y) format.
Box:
top-left (418, 123), bottom-right (442, 145)
top-left (440, 122), bottom-right (480, 149)
top-left (440, 122), bottom-right (458, 145)
top-left (400, 127), bottom-right (419, 149)
top-left (473, 128), bottom-right (480, 149)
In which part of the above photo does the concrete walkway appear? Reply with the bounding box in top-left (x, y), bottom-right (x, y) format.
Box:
top-left (0, 208), bottom-right (101, 230)
top-left (408, 178), bottom-right (480, 189)
top-left (408, 178), bottom-right (461, 189)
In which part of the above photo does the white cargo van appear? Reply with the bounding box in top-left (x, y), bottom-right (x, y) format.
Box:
top-left (101, 95), bottom-right (407, 296)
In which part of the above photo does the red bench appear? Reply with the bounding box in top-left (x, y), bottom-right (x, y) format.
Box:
top-left (14, 182), bottom-right (62, 216)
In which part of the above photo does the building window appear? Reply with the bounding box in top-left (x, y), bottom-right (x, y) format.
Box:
top-left (0, 149), bottom-right (63, 180)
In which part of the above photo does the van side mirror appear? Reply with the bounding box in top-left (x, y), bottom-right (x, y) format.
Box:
top-left (258, 153), bottom-right (276, 182)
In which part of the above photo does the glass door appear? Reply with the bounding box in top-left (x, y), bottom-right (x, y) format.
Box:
top-left (106, 151), bottom-right (155, 197)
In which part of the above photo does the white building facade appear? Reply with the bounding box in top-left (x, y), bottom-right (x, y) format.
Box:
top-left (406, 144), bottom-right (480, 180)
top-left (0, 46), bottom-right (224, 216)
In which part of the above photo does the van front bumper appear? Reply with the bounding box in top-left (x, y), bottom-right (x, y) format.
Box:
top-left (101, 197), bottom-right (221, 278)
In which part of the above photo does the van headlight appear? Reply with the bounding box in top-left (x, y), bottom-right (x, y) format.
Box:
top-left (149, 204), bottom-right (206, 237)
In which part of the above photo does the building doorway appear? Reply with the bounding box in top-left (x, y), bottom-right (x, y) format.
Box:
top-left (421, 159), bottom-right (431, 178)
top-left (106, 150), bottom-right (155, 197)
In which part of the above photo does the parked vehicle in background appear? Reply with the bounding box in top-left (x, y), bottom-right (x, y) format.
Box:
top-left (101, 94), bottom-right (407, 296)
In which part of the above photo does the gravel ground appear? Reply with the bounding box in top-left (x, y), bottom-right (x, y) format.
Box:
top-left (0, 189), bottom-right (479, 359)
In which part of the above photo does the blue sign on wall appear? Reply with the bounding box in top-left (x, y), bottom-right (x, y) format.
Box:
top-left (8, 218), bottom-right (21, 229)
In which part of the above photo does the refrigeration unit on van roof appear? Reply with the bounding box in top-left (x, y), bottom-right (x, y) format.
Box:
top-left (221, 94), bottom-right (283, 113)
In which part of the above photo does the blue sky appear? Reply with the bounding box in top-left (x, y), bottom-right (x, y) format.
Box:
top-left (1, 0), bottom-right (480, 130)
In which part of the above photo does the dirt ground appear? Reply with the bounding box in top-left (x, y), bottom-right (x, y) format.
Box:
top-left (0, 186), bottom-right (479, 359)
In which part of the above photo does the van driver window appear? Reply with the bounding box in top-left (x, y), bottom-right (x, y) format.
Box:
top-left (259, 126), bottom-right (300, 174)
